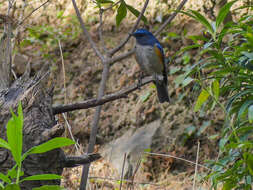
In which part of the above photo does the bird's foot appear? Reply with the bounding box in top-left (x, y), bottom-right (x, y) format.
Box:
top-left (137, 72), bottom-right (144, 89)
top-left (154, 74), bottom-right (164, 83)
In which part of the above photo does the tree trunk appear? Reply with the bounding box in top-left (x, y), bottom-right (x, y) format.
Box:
top-left (0, 22), bottom-right (12, 90)
top-left (0, 64), bottom-right (66, 189)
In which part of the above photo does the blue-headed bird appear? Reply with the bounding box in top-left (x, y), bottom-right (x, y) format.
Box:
top-left (132, 29), bottom-right (170, 103)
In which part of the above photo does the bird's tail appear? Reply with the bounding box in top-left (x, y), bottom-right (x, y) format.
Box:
top-left (155, 81), bottom-right (170, 103)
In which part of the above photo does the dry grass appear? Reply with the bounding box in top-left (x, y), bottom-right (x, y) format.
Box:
top-left (61, 148), bottom-right (214, 190)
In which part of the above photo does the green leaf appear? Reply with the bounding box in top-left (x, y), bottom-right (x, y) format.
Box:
top-left (181, 10), bottom-right (214, 35)
top-left (248, 105), bottom-right (253, 123)
top-left (194, 89), bottom-right (210, 112)
top-left (7, 105), bottom-right (23, 166)
top-left (219, 138), bottom-right (228, 150)
top-left (216, 0), bottom-right (237, 29)
top-left (7, 167), bottom-right (17, 179)
top-left (244, 153), bottom-right (253, 176)
top-left (4, 184), bottom-right (21, 190)
top-left (182, 77), bottom-right (194, 87)
top-left (226, 89), bottom-right (253, 112)
top-left (126, 4), bottom-right (148, 24)
top-left (0, 173), bottom-right (11, 184)
top-left (185, 125), bottom-right (196, 136)
top-left (17, 102), bottom-right (23, 126)
top-left (116, 1), bottom-right (127, 26)
top-left (0, 138), bottom-right (10, 150)
top-left (197, 121), bottom-right (211, 136)
top-left (140, 91), bottom-right (151, 102)
top-left (169, 66), bottom-right (181, 74)
top-left (20, 174), bottom-right (61, 183)
top-left (98, 0), bottom-right (113, 3)
top-left (174, 44), bottom-right (201, 58)
top-left (208, 134), bottom-right (219, 140)
top-left (237, 100), bottom-right (253, 123)
top-left (212, 80), bottom-right (219, 100)
top-left (222, 181), bottom-right (236, 190)
top-left (32, 185), bottom-right (66, 190)
top-left (28, 137), bottom-right (75, 154)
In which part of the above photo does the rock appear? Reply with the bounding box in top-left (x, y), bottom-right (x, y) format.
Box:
top-left (101, 120), bottom-right (161, 178)
top-left (13, 53), bottom-right (28, 75)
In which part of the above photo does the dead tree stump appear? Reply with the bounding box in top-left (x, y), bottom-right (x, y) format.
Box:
top-left (0, 65), bottom-right (66, 189)
top-left (0, 65), bottom-right (103, 189)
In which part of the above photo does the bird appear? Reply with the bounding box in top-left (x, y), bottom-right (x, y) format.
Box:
top-left (131, 28), bottom-right (170, 103)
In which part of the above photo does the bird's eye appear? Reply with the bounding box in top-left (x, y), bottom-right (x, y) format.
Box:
top-left (136, 33), bottom-right (145, 37)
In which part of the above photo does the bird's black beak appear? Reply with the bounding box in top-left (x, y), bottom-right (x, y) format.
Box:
top-left (129, 32), bottom-right (134, 36)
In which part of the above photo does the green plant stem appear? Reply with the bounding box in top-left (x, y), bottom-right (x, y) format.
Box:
top-left (0, 183), bottom-right (4, 188)
top-left (197, 77), bottom-right (240, 142)
top-left (16, 165), bottom-right (21, 184)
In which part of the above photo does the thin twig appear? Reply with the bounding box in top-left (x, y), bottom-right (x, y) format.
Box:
top-left (88, 176), bottom-right (163, 187)
top-left (144, 152), bottom-right (210, 170)
top-left (193, 141), bottom-right (200, 190)
top-left (103, 0), bottom-right (121, 12)
top-left (58, 39), bottom-right (67, 103)
top-left (119, 153), bottom-right (127, 190)
top-left (108, 0), bottom-right (149, 56)
top-left (128, 153), bottom-right (142, 190)
top-left (62, 113), bottom-right (79, 151)
top-left (154, 0), bottom-right (188, 36)
top-left (19, 0), bottom-right (50, 26)
top-left (108, 48), bottom-right (135, 65)
top-left (72, 0), bottom-right (104, 61)
top-left (98, 8), bottom-right (108, 54)
top-left (52, 76), bottom-right (154, 114)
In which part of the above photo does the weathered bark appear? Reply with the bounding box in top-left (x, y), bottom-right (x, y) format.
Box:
top-left (0, 21), bottom-right (12, 90)
top-left (0, 64), bottom-right (101, 189)
top-left (0, 64), bottom-right (65, 189)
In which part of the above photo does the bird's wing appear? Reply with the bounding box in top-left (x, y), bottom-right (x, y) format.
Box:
top-left (154, 43), bottom-right (168, 84)
top-left (153, 43), bottom-right (164, 66)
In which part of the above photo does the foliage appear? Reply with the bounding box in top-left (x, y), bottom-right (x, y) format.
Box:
top-left (94, 0), bottom-right (148, 26)
top-left (179, 1), bottom-right (253, 189)
top-left (0, 102), bottom-right (74, 189)
top-left (20, 14), bottom-right (81, 60)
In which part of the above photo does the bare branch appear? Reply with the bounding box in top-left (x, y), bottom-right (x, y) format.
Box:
top-left (193, 141), bottom-right (200, 190)
top-left (63, 153), bottom-right (101, 168)
top-left (119, 153), bottom-right (127, 190)
top-left (98, 8), bottom-right (108, 54)
top-left (108, 0), bottom-right (149, 56)
top-left (108, 48), bottom-right (135, 65)
top-left (52, 76), bottom-right (154, 115)
top-left (62, 113), bottom-right (79, 151)
top-left (19, 0), bottom-right (50, 26)
top-left (79, 60), bottom-right (110, 189)
top-left (103, 0), bottom-right (121, 12)
top-left (88, 176), bottom-right (163, 187)
top-left (154, 0), bottom-right (188, 36)
top-left (72, 0), bottom-right (104, 61)
top-left (144, 152), bottom-right (210, 170)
